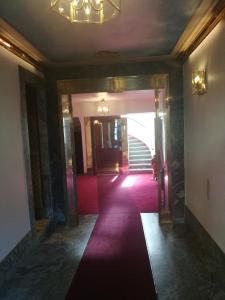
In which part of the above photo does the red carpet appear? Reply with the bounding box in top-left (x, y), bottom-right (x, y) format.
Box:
top-left (66, 174), bottom-right (157, 299)
top-left (77, 176), bottom-right (99, 214)
top-left (77, 174), bottom-right (158, 214)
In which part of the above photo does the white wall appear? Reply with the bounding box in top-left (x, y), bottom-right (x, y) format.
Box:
top-left (184, 19), bottom-right (225, 254)
top-left (127, 113), bottom-right (155, 153)
top-left (72, 97), bottom-right (155, 117)
top-left (0, 46), bottom-right (41, 262)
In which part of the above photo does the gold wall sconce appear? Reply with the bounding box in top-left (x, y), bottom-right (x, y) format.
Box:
top-left (192, 71), bottom-right (207, 95)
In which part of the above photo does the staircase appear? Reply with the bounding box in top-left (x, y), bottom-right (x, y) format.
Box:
top-left (128, 136), bottom-right (152, 173)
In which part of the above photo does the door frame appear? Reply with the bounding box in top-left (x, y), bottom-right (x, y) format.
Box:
top-left (57, 74), bottom-right (172, 224)
top-left (19, 67), bottom-right (53, 234)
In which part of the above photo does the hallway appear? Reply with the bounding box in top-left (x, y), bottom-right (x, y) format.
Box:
top-left (1, 175), bottom-right (225, 299)
top-left (1, 214), bottom-right (225, 300)
top-left (67, 174), bottom-right (157, 299)
top-left (1, 2), bottom-right (225, 300)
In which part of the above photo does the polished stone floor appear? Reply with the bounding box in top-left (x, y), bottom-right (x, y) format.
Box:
top-left (0, 215), bottom-right (97, 300)
top-left (1, 214), bottom-right (225, 300)
top-left (141, 213), bottom-right (225, 300)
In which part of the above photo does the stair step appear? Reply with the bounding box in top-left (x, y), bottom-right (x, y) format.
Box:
top-left (128, 136), bottom-right (153, 174)
top-left (129, 166), bottom-right (151, 170)
top-left (129, 162), bottom-right (151, 166)
top-left (129, 145), bottom-right (148, 149)
top-left (128, 141), bottom-right (144, 145)
top-left (129, 149), bottom-right (150, 152)
top-left (129, 154), bottom-right (151, 159)
top-left (129, 158), bottom-right (151, 162)
top-left (129, 168), bottom-right (153, 174)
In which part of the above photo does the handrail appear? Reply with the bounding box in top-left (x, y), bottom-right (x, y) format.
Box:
top-left (126, 116), bottom-right (146, 129)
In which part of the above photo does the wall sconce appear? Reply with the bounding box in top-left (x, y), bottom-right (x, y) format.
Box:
top-left (192, 71), bottom-right (206, 95)
top-left (108, 77), bottom-right (125, 93)
top-left (97, 99), bottom-right (110, 114)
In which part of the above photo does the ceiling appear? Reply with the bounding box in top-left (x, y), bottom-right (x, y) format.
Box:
top-left (0, 0), bottom-right (202, 63)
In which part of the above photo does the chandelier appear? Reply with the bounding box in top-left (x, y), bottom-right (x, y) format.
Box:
top-left (51, 0), bottom-right (121, 24)
top-left (97, 99), bottom-right (110, 113)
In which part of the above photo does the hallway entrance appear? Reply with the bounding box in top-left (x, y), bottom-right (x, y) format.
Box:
top-left (69, 91), bottom-right (160, 215)
top-left (59, 75), bottom-right (170, 223)
top-left (53, 74), bottom-right (169, 298)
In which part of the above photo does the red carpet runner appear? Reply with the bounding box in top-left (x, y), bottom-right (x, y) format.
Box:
top-left (66, 175), bottom-right (157, 299)
top-left (77, 174), bottom-right (158, 214)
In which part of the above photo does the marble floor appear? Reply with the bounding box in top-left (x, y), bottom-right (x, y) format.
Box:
top-left (0, 215), bottom-right (97, 300)
top-left (0, 214), bottom-right (225, 300)
top-left (142, 213), bottom-right (225, 300)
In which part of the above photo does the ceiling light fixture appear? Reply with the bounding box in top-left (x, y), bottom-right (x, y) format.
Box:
top-left (51, 0), bottom-right (121, 24)
top-left (97, 99), bottom-right (110, 113)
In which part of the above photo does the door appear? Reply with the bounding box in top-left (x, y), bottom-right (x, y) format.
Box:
top-left (26, 83), bottom-right (44, 219)
top-left (91, 116), bottom-right (125, 174)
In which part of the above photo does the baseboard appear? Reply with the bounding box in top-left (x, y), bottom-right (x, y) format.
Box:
top-left (185, 206), bottom-right (225, 285)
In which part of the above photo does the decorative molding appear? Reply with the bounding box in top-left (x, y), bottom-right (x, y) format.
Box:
top-left (172, 0), bottom-right (225, 61)
top-left (0, 18), bottom-right (49, 68)
top-left (57, 74), bottom-right (168, 95)
top-left (48, 54), bottom-right (173, 67)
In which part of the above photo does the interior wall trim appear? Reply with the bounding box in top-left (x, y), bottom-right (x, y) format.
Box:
top-left (0, 18), bottom-right (48, 68)
top-left (19, 67), bottom-right (54, 233)
top-left (48, 55), bottom-right (173, 67)
top-left (172, 0), bottom-right (225, 61)
top-left (57, 74), bottom-right (168, 95)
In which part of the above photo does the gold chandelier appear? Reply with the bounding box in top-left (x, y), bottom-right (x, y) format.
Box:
top-left (51, 0), bottom-right (121, 24)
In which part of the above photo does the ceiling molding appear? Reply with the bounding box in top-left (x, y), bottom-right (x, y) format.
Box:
top-left (0, 18), bottom-right (49, 65)
top-left (172, 0), bottom-right (225, 61)
top-left (47, 54), bottom-right (174, 68)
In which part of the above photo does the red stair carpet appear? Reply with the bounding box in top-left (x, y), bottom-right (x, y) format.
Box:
top-left (66, 174), bottom-right (157, 299)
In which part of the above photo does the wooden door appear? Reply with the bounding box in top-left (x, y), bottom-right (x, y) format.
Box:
top-left (91, 116), bottom-right (124, 174)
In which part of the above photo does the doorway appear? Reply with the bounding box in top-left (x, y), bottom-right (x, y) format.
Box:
top-left (26, 83), bottom-right (44, 220)
top-left (58, 74), bottom-right (171, 223)
top-left (91, 116), bottom-right (123, 175)
top-left (19, 67), bottom-right (53, 234)
top-left (69, 90), bottom-right (164, 216)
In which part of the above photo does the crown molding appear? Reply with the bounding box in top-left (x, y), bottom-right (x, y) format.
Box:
top-left (0, 18), bottom-right (49, 67)
top-left (46, 54), bottom-right (174, 68)
top-left (172, 0), bottom-right (225, 61)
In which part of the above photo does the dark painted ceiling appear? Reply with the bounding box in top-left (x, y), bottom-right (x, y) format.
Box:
top-left (0, 0), bottom-right (202, 63)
